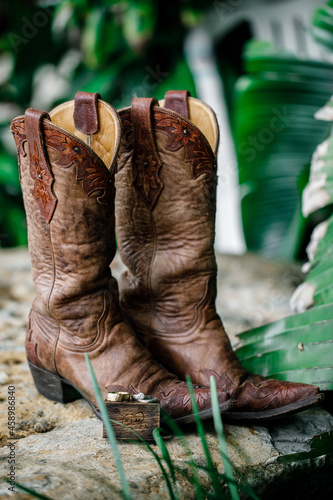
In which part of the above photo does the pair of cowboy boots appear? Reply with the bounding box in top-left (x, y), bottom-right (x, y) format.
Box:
top-left (11, 90), bottom-right (323, 424)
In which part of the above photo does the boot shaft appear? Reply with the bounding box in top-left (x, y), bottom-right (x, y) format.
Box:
top-left (115, 94), bottom-right (220, 336)
top-left (11, 93), bottom-right (121, 345)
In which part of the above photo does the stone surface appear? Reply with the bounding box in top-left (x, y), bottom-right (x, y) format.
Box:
top-left (0, 248), bottom-right (332, 499)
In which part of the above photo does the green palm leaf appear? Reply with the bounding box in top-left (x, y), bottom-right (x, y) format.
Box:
top-left (236, 37), bottom-right (333, 389)
top-left (234, 39), bottom-right (333, 259)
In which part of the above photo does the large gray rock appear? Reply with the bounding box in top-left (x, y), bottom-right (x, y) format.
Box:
top-left (0, 248), bottom-right (332, 499)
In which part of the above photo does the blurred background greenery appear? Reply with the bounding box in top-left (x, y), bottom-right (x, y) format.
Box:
top-left (0, 0), bottom-right (333, 260)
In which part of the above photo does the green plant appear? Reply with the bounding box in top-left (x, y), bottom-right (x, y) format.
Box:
top-left (0, 0), bottom-right (213, 247)
top-left (84, 355), bottom-right (260, 500)
top-left (236, 95), bottom-right (333, 391)
top-left (312, 0), bottom-right (333, 51)
top-left (233, 39), bottom-right (333, 259)
top-left (84, 355), bottom-right (261, 500)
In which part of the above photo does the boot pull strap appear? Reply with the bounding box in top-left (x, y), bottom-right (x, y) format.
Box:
top-left (131, 97), bottom-right (163, 210)
top-left (74, 91), bottom-right (101, 135)
top-left (164, 90), bottom-right (191, 118)
top-left (25, 108), bottom-right (57, 223)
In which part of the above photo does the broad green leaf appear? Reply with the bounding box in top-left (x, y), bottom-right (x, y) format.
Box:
top-left (234, 40), bottom-right (333, 258)
top-left (267, 367), bottom-right (333, 387)
top-left (312, 3), bottom-right (333, 51)
top-left (238, 319), bottom-right (333, 359)
top-left (238, 303), bottom-right (333, 343)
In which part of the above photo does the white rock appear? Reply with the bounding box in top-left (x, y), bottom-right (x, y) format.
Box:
top-left (290, 282), bottom-right (315, 313)
top-left (315, 97), bottom-right (333, 121)
top-left (302, 173), bottom-right (330, 217)
top-left (305, 220), bottom-right (329, 262)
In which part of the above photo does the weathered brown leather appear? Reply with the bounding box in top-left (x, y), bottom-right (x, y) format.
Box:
top-left (115, 94), bottom-right (320, 420)
top-left (164, 90), bottom-right (190, 119)
top-left (73, 91), bottom-right (101, 135)
top-left (11, 95), bottom-right (231, 420)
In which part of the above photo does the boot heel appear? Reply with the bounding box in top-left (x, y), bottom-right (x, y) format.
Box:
top-left (28, 360), bottom-right (82, 404)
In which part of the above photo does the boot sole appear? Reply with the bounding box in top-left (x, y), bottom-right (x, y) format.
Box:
top-left (223, 392), bottom-right (325, 423)
top-left (28, 360), bottom-right (234, 426)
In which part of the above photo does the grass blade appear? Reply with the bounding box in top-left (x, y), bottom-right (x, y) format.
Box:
top-left (153, 427), bottom-right (178, 498)
top-left (84, 353), bottom-right (131, 500)
top-left (186, 375), bottom-right (226, 499)
top-left (210, 376), bottom-right (239, 500)
top-left (108, 418), bottom-right (177, 500)
top-left (3, 478), bottom-right (52, 499)
top-left (161, 410), bottom-right (205, 500)
top-left (189, 464), bottom-right (261, 500)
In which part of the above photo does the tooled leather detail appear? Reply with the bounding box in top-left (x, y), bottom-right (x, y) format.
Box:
top-left (119, 108), bottom-right (217, 192)
top-left (11, 122), bottom-right (27, 176)
top-left (201, 369), bottom-right (316, 411)
top-left (200, 369), bottom-right (237, 393)
top-left (107, 381), bottom-right (224, 419)
top-left (131, 98), bottom-right (163, 210)
top-left (11, 122), bottom-right (27, 180)
top-left (44, 128), bottom-right (113, 207)
top-left (12, 121), bottom-right (113, 208)
top-left (30, 140), bottom-right (57, 222)
top-left (133, 131), bottom-right (163, 210)
top-left (154, 111), bottom-right (217, 189)
top-left (152, 380), bottom-right (218, 418)
top-left (25, 109), bottom-right (57, 224)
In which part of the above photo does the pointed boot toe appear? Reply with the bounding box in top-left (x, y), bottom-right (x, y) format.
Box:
top-left (223, 375), bottom-right (324, 422)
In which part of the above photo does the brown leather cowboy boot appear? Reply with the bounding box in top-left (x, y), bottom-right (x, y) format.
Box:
top-left (115, 92), bottom-right (323, 422)
top-left (11, 91), bottom-right (233, 424)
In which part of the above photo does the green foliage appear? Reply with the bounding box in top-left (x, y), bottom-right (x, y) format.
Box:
top-left (8, 354), bottom-right (333, 499)
top-left (83, 357), bottom-right (260, 500)
top-left (312, 1), bottom-right (333, 51)
top-left (237, 308), bottom-right (333, 389)
top-left (186, 375), bottom-right (226, 499)
top-left (236, 96), bottom-right (333, 391)
top-left (234, 39), bottom-right (333, 259)
top-left (210, 376), bottom-right (239, 500)
top-left (84, 353), bottom-right (131, 499)
top-left (4, 479), bottom-right (52, 500)
top-left (0, 0), bottom-right (207, 247)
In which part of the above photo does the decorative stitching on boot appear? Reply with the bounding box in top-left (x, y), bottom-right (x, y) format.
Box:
top-left (11, 121), bottom-right (27, 180)
top-left (118, 107), bottom-right (217, 192)
top-left (25, 109), bottom-right (57, 224)
top-left (12, 122), bottom-right (27, 158)
top-left (153, 110), bottom-right (217, 189)
top-left (131, 98), bottom-right (163, 210)
top-left (11, 120), bottom-right (114, 209)
top-left (44, 128), bottom-right (114, 207)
